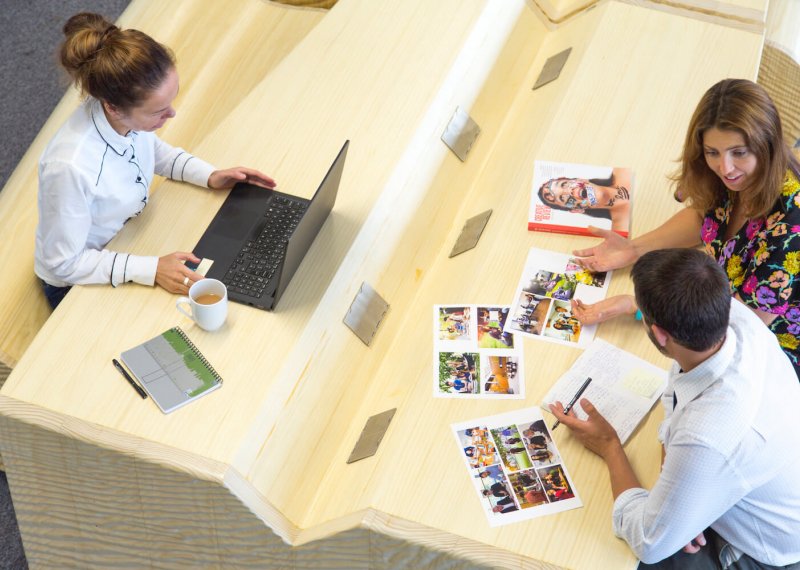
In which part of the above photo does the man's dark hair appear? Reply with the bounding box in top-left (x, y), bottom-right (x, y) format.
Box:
top-left (631, 248), bottom-right (730, 352)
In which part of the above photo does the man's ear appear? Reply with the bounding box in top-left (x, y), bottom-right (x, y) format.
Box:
top-left (651, 323), bottom-right (669, 348)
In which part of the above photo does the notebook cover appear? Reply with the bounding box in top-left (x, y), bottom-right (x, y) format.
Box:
top-left (120, 327), bottom-right (222, 414)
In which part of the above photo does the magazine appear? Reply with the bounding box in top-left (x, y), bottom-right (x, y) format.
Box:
top-left (528, 160), bottom-right (633, 237)
top-left (504, 248), bottom-right (611, 349)
top-left (452, 407), bottom-right (581, 527)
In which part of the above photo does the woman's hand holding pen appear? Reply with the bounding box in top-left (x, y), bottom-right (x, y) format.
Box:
top-left (572, 226), bottom-right (638, 272)
top-left (156, 252), bottom-right (202, 294)
top-left (548, 398), bottom-right (621, 460)
top-left (208, 167), bottom-right (276, 190)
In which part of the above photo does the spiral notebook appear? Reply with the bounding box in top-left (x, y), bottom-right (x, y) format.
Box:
top-left (120, 327), bottom-right (223, 413)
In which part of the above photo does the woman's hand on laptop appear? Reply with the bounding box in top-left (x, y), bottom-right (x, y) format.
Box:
top-left (208, 167), bottom-right (276, 190)
top-left (156, 252), bottom-right (203, 294)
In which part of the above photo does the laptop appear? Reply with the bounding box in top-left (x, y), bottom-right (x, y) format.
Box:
top-left (190, 140), bottom-right (349, 310)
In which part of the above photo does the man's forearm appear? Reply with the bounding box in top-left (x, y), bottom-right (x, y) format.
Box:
top-left (604, 443), bottom-right (642, 499)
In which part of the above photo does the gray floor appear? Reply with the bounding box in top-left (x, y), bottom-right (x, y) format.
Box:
top-left (0, 2), bottom-right (130, 568)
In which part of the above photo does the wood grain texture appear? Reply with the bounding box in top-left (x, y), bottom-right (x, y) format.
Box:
top-left (0, 0), bottom-right (765, 568)
top-left (0, 397), bottom-right (524, 569)
top-left (764, 0), bottom-right (800, 64)
top-left (527, 0), bottom-right (766, 27)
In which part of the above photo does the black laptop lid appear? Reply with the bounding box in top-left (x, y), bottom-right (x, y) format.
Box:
top-left (274, 140), bottom-right (349, 305)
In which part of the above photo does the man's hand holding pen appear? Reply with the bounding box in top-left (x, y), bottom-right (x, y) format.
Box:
top-left (548, 398), bottom-right (622, 461)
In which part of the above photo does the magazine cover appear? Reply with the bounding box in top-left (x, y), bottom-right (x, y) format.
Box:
top-left (452, 407), bottom-right (581, 527)
top-left (434, 305), bottom-right (524, 399)
top-left (504, 248), bottom-right (611, 349)
top-left (528, 160), bottom-right (633, 237)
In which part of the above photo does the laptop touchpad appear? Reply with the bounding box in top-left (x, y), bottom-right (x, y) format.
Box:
top-left (207, 185), bottom-right (269, 240)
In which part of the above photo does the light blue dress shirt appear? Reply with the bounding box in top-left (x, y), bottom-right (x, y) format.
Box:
top-left (613, 300), bottom-right (800, 566)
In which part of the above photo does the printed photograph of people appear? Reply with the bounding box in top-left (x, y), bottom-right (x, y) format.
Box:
top-left (456, 426), bottom-right (499, 470)
top-left (476, 306), bottom-right (514, 349)
top-left (538, 465), bottom-right (576, 502)
top-left (481, 356), bottom-right (520, 395)
top-left (519, 419), bottom-right (560, 468)
top-left (476, 465), bottom-right (519, 514)
top-left (438, 306), bottom-right (471, 341)
top-left (451, 408), bottom-right (582, 526)
top-left (535, 166), bottom-right (632, 235)
top-left (508, 469), bottom-right (549, 509)
top-left (509, 292), bottom-right (550, 336)
top-left (543, 301), bottom-right (582, 343)
top-left (520, 270), bottom-right (578, 301)
top-left (565, 258), bottom-right (607, 288)
top-left (438, 352), bottom-right (479, 395)
top-left (490, 425), bottom-right (534, 472)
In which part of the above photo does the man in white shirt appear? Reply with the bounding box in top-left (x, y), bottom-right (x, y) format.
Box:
top-left (550, 248), bottom-right (800, 569)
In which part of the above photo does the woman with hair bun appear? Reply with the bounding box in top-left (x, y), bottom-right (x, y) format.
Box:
top-left (570, 78), bottom-right (800, 377)
top-left (35, 12), bottom-right (276, 308)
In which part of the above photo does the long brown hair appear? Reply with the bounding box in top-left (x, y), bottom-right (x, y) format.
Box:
top-left (60, 13), bottom-right (175, 111)
top-left (672, 78), bottom-right (800, 219)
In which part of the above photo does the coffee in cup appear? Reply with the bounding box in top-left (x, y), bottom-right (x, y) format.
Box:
top-left (176, 278), bottom-right (228, 331)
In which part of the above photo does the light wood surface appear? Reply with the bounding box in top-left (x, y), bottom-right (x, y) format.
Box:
top-left (528, 0), bottom-right (767, 28)
top-left (0, 0), bottom-right (764, 568)
top-left (765, 0), bottom-right (800, 63)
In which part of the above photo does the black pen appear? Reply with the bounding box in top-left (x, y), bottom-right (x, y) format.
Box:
top-left (552, 376), bottom-right (592, 430)
top-left (112, 358), bottom-right (147, 399)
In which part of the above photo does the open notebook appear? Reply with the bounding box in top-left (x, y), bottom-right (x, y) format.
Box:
top-left (120, 327), bottom-right (222, 414)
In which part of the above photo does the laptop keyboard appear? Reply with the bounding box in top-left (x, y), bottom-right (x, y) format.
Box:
top-left (223, 196), bottom-right (307, 298)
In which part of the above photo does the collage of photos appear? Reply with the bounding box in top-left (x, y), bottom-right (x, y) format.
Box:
top-left (528, 160), bottom-right (634, 238)
top-left (452, 408), bottom-right (581, 527)
top-left (505, 249), bottom-right (611, 349)
top-left (435, 305), bottom-right (524, 399)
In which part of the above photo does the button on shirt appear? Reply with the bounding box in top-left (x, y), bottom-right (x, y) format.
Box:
top-left (35, 98), bottom-right (216, 287)
top-left (613, 300), bottom-right (800, 565)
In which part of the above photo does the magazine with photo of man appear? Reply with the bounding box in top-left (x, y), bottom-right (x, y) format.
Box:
top-left (504, 248), bottom-right (611, 349)
top-left (528, 160), bottom-right (633, 237)
top-left (452, 407), bottom-right (582, 527)
top-left (434, 305), bottom-right (524, 399)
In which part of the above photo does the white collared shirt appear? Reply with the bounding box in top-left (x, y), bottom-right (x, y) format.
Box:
top-left (35, 98), bottom-right (215, 287)
top-left (613, 300), bottom-right (800, 565)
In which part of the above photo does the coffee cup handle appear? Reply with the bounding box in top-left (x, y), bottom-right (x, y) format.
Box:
top-left (176, 297), bottom-right (194, 321)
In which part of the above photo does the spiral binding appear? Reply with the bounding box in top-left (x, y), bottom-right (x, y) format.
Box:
top-left (172, 326), bottom-right (223, 382)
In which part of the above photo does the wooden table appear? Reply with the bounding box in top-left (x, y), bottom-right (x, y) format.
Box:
top-left (0, 0), bottom-right (764, 568)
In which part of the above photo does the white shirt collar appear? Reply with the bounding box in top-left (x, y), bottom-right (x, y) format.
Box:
top-left (672, 327), bottom-right (734, 411)
top-left (89, 98), bottom-right (133, 156)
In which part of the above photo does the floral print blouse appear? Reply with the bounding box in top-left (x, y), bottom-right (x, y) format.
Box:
top-left (701, 169), bottom-right (800, 374)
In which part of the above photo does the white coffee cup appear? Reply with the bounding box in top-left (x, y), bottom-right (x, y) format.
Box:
top-left (176, 278), bottom-right (228, 331)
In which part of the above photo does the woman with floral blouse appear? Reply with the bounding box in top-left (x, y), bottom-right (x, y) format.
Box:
top-left (567, 78), bottom-right (800, 378)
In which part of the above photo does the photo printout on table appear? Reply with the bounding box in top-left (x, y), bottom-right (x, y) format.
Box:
top-left (452, 407), bottom-right (581, 527)
top-left (434, 305), bottom-right (524, 399)
top-left (504, 248), bottom-right (611, 348)
top-left (541, 339), bottom-right (668, 444)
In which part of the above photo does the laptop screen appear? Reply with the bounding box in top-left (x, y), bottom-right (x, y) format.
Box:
top-left (274, 140), bottom-right (350, 304)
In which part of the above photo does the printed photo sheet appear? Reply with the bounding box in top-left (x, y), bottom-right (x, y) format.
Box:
top-left (452, 407), bottom-right (582, 527)
top-left (541, 339), bottom-right (668, 444)
top-left (434, 305), bottom-right (524, 399)
top-left (504, 248), bottom-right (611, 348)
